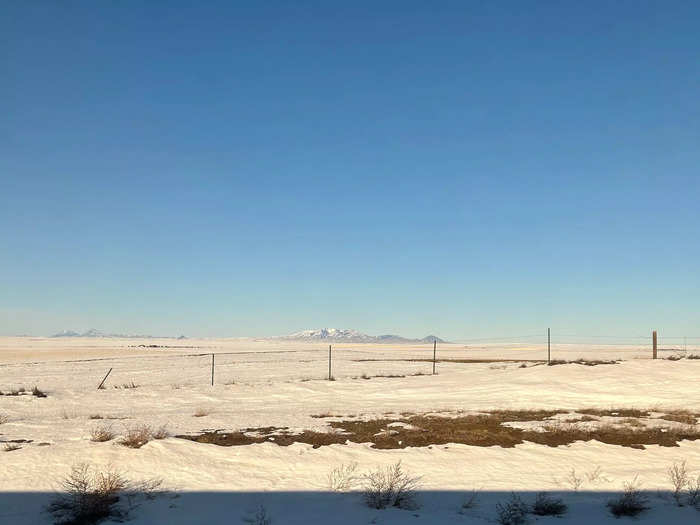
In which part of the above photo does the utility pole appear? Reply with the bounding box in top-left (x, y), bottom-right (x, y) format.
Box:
top-left (547, 328), bottom-right (551, 363)
top-left (652, 331), bottom-right (657, 359)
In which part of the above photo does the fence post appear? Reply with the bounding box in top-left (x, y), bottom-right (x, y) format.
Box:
top-left (211, 353), bottom-right (215, 385)
top-left (328, 345), bottom-right (332, 380)
top-left (432, 340), bottom-right (437, 375)
top-left (653, 331), bottom-right (657, 359)
top-left (97, 368), bottom-right (113, 390)
top-left (547, 328), bottom-right (551, 363)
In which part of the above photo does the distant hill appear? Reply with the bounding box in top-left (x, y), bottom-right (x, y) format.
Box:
top-left (50, 329), bottom-right (182, 339)
top-left (279, 328), bottom-right (447, 344)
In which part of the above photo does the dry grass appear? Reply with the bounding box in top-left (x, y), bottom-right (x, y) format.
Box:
top-left (658, 410), bottom-right (698, 425)
top-left (151, 425), bottom-right (170, 440)
top-left (362, 461), bottom-right (420, 510)
top-left (119, 425), bottom-right (152, 449)
top-left (193, 408), bottom-right (210, 417)
top-left (48, 463), bottom-right (163, 525)
top-left (90, 425), bottom-right (116, 443)
top-left (114, 382), bottom-right (138, 389)
top-left (532, 492), bottom-right (567, 516)
top-left (327, 462), bottom-right (360, 492)
top-left (180, 409), bottom-right (700, 449)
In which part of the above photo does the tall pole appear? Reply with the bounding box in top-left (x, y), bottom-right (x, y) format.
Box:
top-left (211, 353), bottom-right (215, 386)
top-left (328, 345), bottom-right (332, 380)
top-left (432, 340), bottom-right (437, 375)
top-left (653, 331), bottom-right (657, 359)
top-left (547, 328), bottom-right (551, 363)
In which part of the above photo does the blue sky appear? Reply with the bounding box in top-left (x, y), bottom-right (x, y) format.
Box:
top-left (2, 1), bottom-right (699, 339)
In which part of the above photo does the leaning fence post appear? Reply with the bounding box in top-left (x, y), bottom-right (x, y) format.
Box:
top-left (328, 345), bottom-right (332, 380)
top-left (97, 368), bottom-right (113, 390)
top-left (211, 353), bottom-right (215, 385)
top-left (432, 340), bottom-right (437, 375)
top-left (653, 331), bottom-right (657, 359)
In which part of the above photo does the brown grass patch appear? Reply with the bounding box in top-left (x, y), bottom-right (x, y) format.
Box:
top-left (657, 411), bottom-right (698, 425)
top-left (179, 409), bottom-right (700, 450)
top-left (578, 408), bottom-right (650, 418)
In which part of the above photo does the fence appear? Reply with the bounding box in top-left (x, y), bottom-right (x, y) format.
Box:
top-left (1, 331), bottom-right (698, 391)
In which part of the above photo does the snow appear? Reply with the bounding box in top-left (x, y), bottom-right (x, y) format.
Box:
top-left (1, 337), bottom-right (699, 524)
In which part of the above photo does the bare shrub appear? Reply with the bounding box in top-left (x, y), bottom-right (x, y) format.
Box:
top-left (49, 463), bottom-right (127, 524)
top-left (362, 461), bottom-right (421, 510)
top-left (607, 476), bottom-right (649, 518)
top-left (496, 493), bottom-right (529, 525)
top-left (668, 461), bottom-right (689, 505)
top-left (3, 443), bottom-right (21, 452)
top-left (460, 489), bottom-right (480, 510)
top-left (243, 504), bottom-right (271, 525)
top-left (687, 354), bottom-right (700, 359)
top-left (532, 492), bottom-right (567, 516)
top-left (48, 463), bottom-right (162, 525)
top-left (88, 415), bottom-right (104, 420)
top-left (119, 425), bottom-right (152, 449)
top-left (193, 408), bottom-right (209, 417)
top-left (585, 466), bottom-right (610, 484)
top-left (151, 425), bottom-right (170, 440)
top-left (327, 462), bottom-right (360, 492)
top-left (687, 476), bottom-right (700, 508)
top-left (32, 385), bottom-right (47, 398)
top-left (90, 426), bottom-right (116, 443)
top-left (0, 414), bottom-right (9, 424)
top-left (565, 468), bottom-right (584, 491)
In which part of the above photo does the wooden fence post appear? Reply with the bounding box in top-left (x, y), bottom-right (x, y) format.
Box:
top-left (653, 331), bottom-right (657, 359)
top-left (211, 353), bottom-right (215, 385)
top-left (328, 345), bottom-right (332, 380)
top-left (548, 328), bottom-right (551, 363)
top-left (432, 340), bottom-right (437, 375)
top-left (97, 368), bottom-right (113, 390)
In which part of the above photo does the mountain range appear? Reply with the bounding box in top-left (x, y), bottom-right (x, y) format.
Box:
top-left (279, 328), bottom-right (446, 344)
top-left (50, 327), bottom-right (446, 344)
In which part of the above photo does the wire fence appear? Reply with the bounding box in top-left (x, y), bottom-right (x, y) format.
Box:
top-left (1, 332), bottom-right (698, 390)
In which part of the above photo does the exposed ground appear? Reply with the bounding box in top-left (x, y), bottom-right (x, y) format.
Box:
top-left (1, 337), bottom-right (699, 524)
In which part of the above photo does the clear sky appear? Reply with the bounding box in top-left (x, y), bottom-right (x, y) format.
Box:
top-left (2, 1), bottom-right (699, 340)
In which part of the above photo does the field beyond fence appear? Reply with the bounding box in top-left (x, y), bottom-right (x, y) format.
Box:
top-left (0, 334), bottom-right (698, 390)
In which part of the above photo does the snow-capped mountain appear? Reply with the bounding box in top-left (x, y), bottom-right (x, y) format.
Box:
top-left (50, 329), bottom-right (170, 339)
top-left (280, 328), bottom-right (446, 344)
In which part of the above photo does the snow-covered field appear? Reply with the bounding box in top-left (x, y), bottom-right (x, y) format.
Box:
top-left (1, 337), bottom-right (699, 524)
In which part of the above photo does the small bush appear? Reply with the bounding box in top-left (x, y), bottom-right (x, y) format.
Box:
top-left (193, 408), bottom-right (209, 417)
top-left (565, 467), bottom-right (583, 491)
top-left (243, 504), bottom-right (272, 525)
top-left (32, 386), bottom-right (47, 398)
top-left (0, 414), bottom-right (8, 424)
top-left (668, 461), bottom-right (689, 505)
top-left (90, 426), bottom-right (116, 443)
top-left (151, 425), bottom-right (170, 440)
top-left (496, 493), bottom-right (529, 525)
top-left (607, 476), bottom-right (649, 518)
top-left (119, 425), bottom-right (152, 449)
top-left (88, 415), bottom-right (104, 420)
top-left (48, 463), bottom-right (162, 525)
top-left (327, 462), bottom-right (360, 492)
top-left (362, 461), bottom-right (421, 510)
top-left (3, 443), bottom-right (22, 452)
top-left (460, 489), bottom-right (479, 510)
top-left (532, 492), bottom-right (567, 516)
top-left (687, 354), bottom-right (700, 360)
